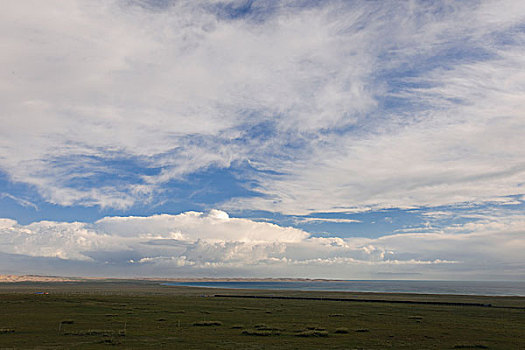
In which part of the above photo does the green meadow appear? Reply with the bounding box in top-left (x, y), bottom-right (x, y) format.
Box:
top-left (0, 281), bottom-right (523, 349)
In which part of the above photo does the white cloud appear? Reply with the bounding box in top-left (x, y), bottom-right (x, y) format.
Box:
top-left (0, 0), bottom-right (376, 208)
top-left (227, 26), bottom-right (525, 214)
top-left (0, 193), bottom-right (38, 210)
top-left (294, 217), bottom-right (361, 224)
top-left (2, 1), bottom-right (523, 214)
top-left (94, 209), bottom-right (308, 243)
top-left (0, 210), bottom-right (523, 279)
top-left (0, 219), bottom-right (17, 229)
top-left (0, 220), bottom-right (117, 260)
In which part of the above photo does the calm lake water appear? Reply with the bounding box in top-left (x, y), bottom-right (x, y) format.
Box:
top-left (164, 280), bottom-right (525, 296)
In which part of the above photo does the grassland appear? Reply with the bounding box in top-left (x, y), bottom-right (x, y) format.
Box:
top-left (0, 280), bottom-right (523, 349)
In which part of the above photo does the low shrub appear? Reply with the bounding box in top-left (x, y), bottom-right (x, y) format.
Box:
top-left (231, 324), bottom-right (244, 329)
top-left (335, 327), bottom-right (349, 334)
top-left (329, 313), bottom-right (344, 317)
top-left (355, 328), bottom-right (370, 333)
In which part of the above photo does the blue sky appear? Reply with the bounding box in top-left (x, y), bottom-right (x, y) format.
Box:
top-left (0, 0), bottom-right (524, 280)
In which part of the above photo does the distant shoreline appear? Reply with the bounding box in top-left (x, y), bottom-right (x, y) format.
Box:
top-left (1, 274), bottom-right (523, 283)
top-left (0, 274), bottom-right (343, 283)
top-left (2, 275), bottom-right (523, 297)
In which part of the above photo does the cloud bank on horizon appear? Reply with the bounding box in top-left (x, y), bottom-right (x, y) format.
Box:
top-left (0, 0), bottom-right (524, 279)
top-left (1, 209), bottom-right (523, 279)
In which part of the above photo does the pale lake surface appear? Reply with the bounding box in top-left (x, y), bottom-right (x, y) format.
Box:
top-left (164, 280), bottom-right (525, 296)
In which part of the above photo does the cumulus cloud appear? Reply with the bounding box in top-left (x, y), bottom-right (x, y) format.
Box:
top-left (94, 209), bottom-right (308, 243)
top-left (0, 210), bottom-right (522, 279)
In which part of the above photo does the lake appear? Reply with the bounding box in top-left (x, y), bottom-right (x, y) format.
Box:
top-left (164, 280), bottom-right (525, 296)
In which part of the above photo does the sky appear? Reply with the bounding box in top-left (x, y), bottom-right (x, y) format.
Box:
top-left (0, 0), bottom-right (524, 280)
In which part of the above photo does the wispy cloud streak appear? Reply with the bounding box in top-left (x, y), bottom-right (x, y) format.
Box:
top-left (2, 1), bottom-right (523, 213)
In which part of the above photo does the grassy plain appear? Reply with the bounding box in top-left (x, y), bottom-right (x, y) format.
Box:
top-left (0, 280), bottom-right (523, 349)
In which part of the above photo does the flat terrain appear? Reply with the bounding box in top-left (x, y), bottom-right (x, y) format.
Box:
top-left (0, 280), bottom-right (524, 349)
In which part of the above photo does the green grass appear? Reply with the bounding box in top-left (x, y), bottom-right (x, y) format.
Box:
top-left (192, 320), bottom-right (223, 326)
top-left (0, 281), bottom-right (523, 349)
top-left (241, 329), bottom-right (280, 336)
top-left (295, 329), bottom-right (329, 337)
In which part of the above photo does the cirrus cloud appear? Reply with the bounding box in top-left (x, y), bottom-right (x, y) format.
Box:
top-left (1, 1), bottom-right (523, 214)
